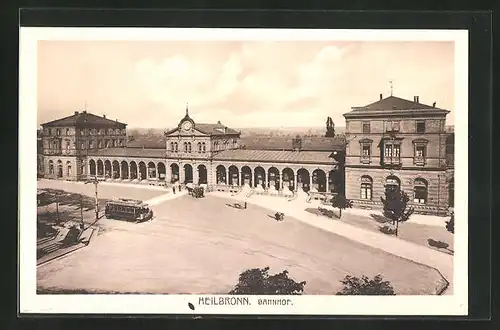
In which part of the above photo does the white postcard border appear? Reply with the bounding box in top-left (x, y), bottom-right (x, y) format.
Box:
top-left (19, 27), bottom-right (468, 315)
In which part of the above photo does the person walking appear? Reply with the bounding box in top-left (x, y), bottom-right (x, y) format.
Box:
top-left (173, 185), bottom-right (176, 194)
top-left (244, 201), bottom-right (247, 209)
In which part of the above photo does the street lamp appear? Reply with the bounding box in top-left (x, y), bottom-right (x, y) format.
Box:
top-left (84, 176), bottom-right (99, 220)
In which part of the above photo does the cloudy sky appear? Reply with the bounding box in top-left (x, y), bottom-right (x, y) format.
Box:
top-left (37, 40), bottom-right (455, 128)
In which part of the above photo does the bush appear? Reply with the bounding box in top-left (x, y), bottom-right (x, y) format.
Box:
top-left (380, 189), bottom-right (414, 237)
top-left (330, 194), bottom-right (353, 218)
top-left (427, 239), bottom-right (450, 249)
top-left (379, 225), bottom-right (397, 235)
top-left (229, 267), bottom-right (306, 295)
top-left (336, 274), bottom-right (396, 295)
top-left (445, 213), bottom-right (454, 234)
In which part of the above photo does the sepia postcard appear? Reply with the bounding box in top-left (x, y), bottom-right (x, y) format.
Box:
top-left (19, 27), bottom-right (468, 315)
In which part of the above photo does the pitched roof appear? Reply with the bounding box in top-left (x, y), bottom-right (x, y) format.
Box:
top-left (41, 111), bottom-right (127, 127)
top-left (125, 134), bottom-right (346, 151)
top-left (213, 149), bottom-right (338, 165)
top-left (239, 136), bottom-right (345, 151)
top-left (87, 147), bottom-right (165, 158)
top-left (195, 123), bottom-right (240, 136)
top-left (344, 96), bottom-right (450, 117)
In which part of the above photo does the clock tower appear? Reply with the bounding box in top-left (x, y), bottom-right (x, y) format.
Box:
top-left (179, 103), bottom-right (195, 132)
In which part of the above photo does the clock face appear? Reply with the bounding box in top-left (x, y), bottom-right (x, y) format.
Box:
top-left (182, 121), bottom-right (192, 131)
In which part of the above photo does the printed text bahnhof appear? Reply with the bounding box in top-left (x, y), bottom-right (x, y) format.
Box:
top-left (199, 297), bottom-right (293, 306)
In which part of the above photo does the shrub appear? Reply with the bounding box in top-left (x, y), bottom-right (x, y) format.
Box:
top-left (379, 225), bottom-right (397, 235)
top-left (336, 274), bottom-right (396, 295)
top-left (428, 239), bottom-right (450, 250)
top-left (229, 267), bottom-right (306, 295)
top-left (445, 213), bottom-right (454, 234)
top-left (330, 194), bottom-right (353, 218)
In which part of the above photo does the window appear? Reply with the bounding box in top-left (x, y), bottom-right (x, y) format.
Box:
top-left (80, 141), bottom-right (85, 149)
top-left (66, 128), bottom-right (70, 135)
top-left (359, 139), bottom-right (372, 164)
top-left (202, 142), bottom-right (206, 153)
top-left (187, 142), bottom-right (192, 153)
top-left (183, 142), bottom-right (187, 153)
top-left (384, 144), bottom-right (400, 159)
top-left (65, 140), bottom-right (70, 150)
top-left (174, 142), bottom-right (178, 152)
top-left (386, 121), bottom-right (400, 132)
top-left (48, 161), bottom-right (54, 175)
top-left (48, 129), bottom-right (52, 136)
top-left (413, 178), bottom-right (428, 204)
top-left (416, 121), bottom-right (426, 133)
top-left (170, 142), bottom-right (174, 152)
top-left (56, 129), bottom-right (61, 136)
top-left (415, 145), bottom-right (426, 157)
top-left (362, 122), bottom-right (370, 134)
top-left (360, 176), bottom-right (373, 200)
top-left (362, 145), bottom-right (370, 156)
top-left (385, 176), bottom-right (400, 193)
top-left (198, 142), bottom-right (202, 153)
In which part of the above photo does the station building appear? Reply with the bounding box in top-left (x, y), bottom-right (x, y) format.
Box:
top-left (38, 94), bottom-right (454, 215)
top-left (39, 107), bottom-right (345, 201)
top-left (343, 94), bottom-right (454, 215)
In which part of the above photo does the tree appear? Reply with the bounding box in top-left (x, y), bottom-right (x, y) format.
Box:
top-left (380, 189), bottom-right (414, 237)
top-left (446, 212), bottom-right (454, 234)
top-left (229, 267), bottom-right (306, 295)
top-left (336, 274), bottom-right (395, 295)
top-left (331, 194), bottom-right (353, 218)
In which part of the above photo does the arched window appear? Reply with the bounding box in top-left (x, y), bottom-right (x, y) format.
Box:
top-left (66, 161), bottom-right (72, 177)
top-left (48, 160), bottom-right (54, 175)
top-left (385, 175), bottom-right (401, 193)
top-left (413, 178), bottom-right (428, 204)
top-left (187, 142), bottom-right (192, 153)
top-left (183, 142), bottom-right (187, 153)
top-left (198, 142), bottom-right (202, 153)
top-left (170, 142), bottom-right (174, 151)
top-left (66, 128), bottom-right (70, 135)
top-left (360, 175), bottom-right (373, 200)
top-left (202, 142), bottom-right (206, 153)
top-left (174, 142), bottom-right (178, 152)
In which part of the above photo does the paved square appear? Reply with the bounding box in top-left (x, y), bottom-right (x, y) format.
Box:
top-left (37, 185), bottom-right (446, 295)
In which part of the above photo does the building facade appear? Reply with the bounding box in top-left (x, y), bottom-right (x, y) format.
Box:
top-left (82, 107), bottom-right (344, 200)
top-left (40, 111), bottom-right (127, 181)
top-left (38, 96), bottom-right (453, 215)
top-left (343, 94), bottom-right (454, 215)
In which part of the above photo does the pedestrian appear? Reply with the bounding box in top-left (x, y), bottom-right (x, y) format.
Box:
top-left (173, 186), bottom-right (176, 194)
top-left (244, 201), bottom-right (247, 209)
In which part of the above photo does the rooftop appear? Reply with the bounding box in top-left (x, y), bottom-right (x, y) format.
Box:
top-left (126, 135), bottom-right (346, 151)
top-left (87, 148), bottom-right (165, 158)
top-left (344, 95), bottom-right (450, 117)
top-left (41, 111), bottom-right (127, 128)
top-left (213, 149), bottom-right (339, 165)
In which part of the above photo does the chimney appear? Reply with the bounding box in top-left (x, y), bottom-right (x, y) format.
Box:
top-left (103, 114), bottom-right (106, 118)
top-left (414, 96), bottom-right (419, 103)
top-left (217, 120), bottom-right (221, 125)
top-left (379, 93), bottom-right (383, 100)
top-left (74, 111), bottom-right (79, 115)
top-left (432, 102), bottom-right (436, 108)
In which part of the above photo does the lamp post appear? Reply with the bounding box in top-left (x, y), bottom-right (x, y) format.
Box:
top-left (85, 176), bottom-right (99, 220)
